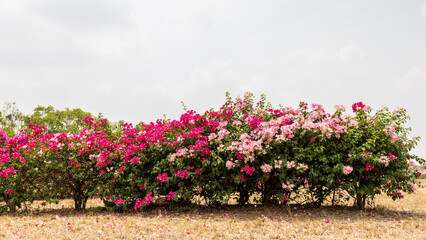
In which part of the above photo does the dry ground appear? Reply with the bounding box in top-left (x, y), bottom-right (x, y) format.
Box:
top-left (1, 182), bottom-right (425, 240)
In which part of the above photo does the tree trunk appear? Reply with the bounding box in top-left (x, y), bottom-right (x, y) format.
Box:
top-left (262, 189), bottom-right (276, 206)
top-left (354, 174), bottom-right (365, 209)
top-left (73, 186), bottom-right (88, 211)
top-left (6, 201), bottom-right (17, 212)
top-left (3, 194), bottom-right (17, 212)
top-left (239, 189), bottom-right (249, 206)
top-left (355, 193), bottom-right (366, 209)
top-left (332, 188), bottom-right (336, 207)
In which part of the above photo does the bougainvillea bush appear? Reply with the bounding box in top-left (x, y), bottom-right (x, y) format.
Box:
top-left (0, 93), bottom-right (424, 212)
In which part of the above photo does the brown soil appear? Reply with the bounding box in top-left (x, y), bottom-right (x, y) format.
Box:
top-left (1, 181), bottom-right (425, 239)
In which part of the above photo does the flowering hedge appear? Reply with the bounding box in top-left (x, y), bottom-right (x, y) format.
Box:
top-left (0, 93), bottom-right (424, 212)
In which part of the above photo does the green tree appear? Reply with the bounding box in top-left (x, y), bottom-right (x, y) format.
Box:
top-left (0, 102), bottom-right (25, 136)
top-left (24, 106), bottom-right (93, 134)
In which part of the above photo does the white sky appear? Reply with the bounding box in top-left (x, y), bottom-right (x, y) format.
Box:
top-left (1, 0), bottom-right (425, 159)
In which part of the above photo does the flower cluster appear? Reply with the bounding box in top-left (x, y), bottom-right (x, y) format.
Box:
top-left (352, 102), bottom-right (371, 112)
top-left (343, 166), bottom-right (353, 175)
top-left (156, 173), bottom-right (168, 182)
top-left (0, 93), bottom-right (423, 212)
top-left (366, 163), bottom-right (375, 171)
top-left (0, 167), bottom-right (16, 178)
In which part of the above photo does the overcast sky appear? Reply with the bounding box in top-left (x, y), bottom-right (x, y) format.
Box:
top-left (1, 0), bottom-right (425, 159)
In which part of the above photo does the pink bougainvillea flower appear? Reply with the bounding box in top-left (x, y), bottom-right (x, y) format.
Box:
top-left (241, 164), bottom-right (255, 176)
top-left (260, 163), bottom-right (272, 173)
top-left (117, 166), bottom-right (125, 172)
top-left (0, 167), bottom-right (16, 178)
top-left (363, 105), bottom-right (371, 112)
top-left (113, 199), bottom-right (125, 205)
top-left (175, 170), bottom-right (189, 179)
top-left (343, 166), bottom-right (353, 175)
top-left (131, 156), bottom-right (140, 164)
top-left (201, 147), bottom-right (211, 156)
top-left (334, 105), bottom-right (346, 112)
top-left (226, 160), bottom-right (235, 169)
top-left (352, 102), bottom-right (366, 112)
top-left (249, 117), bottom-right (262, 130)
top-left (156, 173), bottom-right (168, 182)
top-left (134, 192), bottom-right (155, 210)
top-left (166, 191), bottom-right (176, 200)
top-left (236, 152), bottom-right (244, 160)
top-left (348, 119), bottom-right (359, 128)
top-left (282, 182), bottom-right (295, 191)
top-left (350, 102), bottom-right (370, 112)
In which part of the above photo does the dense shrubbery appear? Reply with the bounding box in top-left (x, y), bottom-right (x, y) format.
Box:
top-left (0, 93), bottom-right (424, 212)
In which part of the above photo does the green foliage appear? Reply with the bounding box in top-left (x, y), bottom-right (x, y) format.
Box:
top-left (0, 102), bottom-right (25, 136)
top-left (23, 105), bottom-right (93, 134)
top-left (0, 95), bottom-right (424, 212)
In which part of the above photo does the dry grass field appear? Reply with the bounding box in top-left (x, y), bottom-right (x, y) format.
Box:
top-left (1, 182), bottom-right (425, 240)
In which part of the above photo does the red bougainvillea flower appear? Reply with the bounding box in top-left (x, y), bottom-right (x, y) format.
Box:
top-left (156, 173), bottom-right (168, 182)
top-left (113, 199), bottom-right (125, 205)
top-left (352, 102), bottom-right (365, 112)
top-left (0, 167), bottom-right (16, 178)
top-left (366, 163), bottom-right (375, 171)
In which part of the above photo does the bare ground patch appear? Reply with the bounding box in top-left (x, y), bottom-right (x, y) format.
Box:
top-left (1, 183), bottom-right (425, 240)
